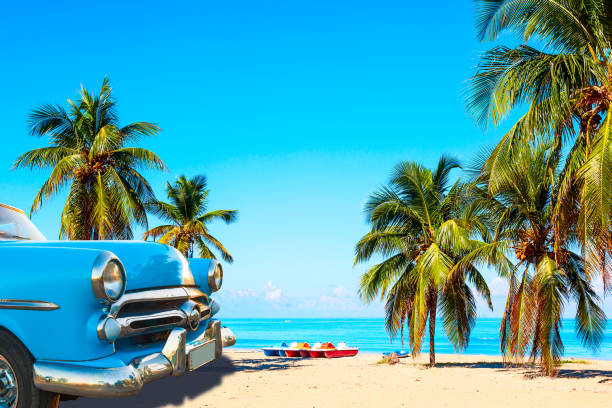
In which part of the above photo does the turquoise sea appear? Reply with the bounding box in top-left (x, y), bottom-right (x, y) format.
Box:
top-left (223, 318), bottom-right (612, 359)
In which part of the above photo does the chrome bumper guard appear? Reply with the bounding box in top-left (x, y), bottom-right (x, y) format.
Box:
top-left (32, 321), bottom-right (236, 398)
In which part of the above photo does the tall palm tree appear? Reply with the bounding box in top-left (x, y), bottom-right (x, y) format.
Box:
top-left (472, 138), bottom-right (605, 376)
top-left (144, 175), bottom-right (238, 261)
top-left (13, 78), bottom-right (166, 239)
top-left (355, 157), bottom-right (508, 367)
top-left (466, 0), bottom-right (612, 287)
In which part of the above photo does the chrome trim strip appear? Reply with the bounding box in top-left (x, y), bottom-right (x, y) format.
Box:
top-left (116, 310), bottom-right (187, 338)
top-left (109, 287), bottom-right (190, 317)
top-left (204, 320), bottom-right (223, 358)
top-left (33, 320), bottom-right (225, 398)
top-left (185, 287), bottom-right (208, 302)
top-left (0, 300), bottom-right (59, 311)
top-left (0, 203), bottom-right (26, 215)
top-left (125, 284), bottom-right (200, 294)
top-left (162, 328), bottom-right (186, 377)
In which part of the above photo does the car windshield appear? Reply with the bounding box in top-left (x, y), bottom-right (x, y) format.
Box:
top-left (0, 204), bottom-right (46, 241)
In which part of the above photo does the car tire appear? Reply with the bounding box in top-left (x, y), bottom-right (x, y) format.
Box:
top-left (0, 330), bottom-right (60, 408)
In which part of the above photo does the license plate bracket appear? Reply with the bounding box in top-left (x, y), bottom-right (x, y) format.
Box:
top-left (188, 339), bottom-right (216, 371)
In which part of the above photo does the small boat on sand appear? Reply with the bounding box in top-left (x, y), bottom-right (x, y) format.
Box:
top-left (284, 342), bottom-right (303, 357)
top-left (264, 341), bottom-right (358, 358)
top-left (308, 342), bottom-right (335, 358)
top-left (297, 342), bottom-right (311, 357)
top-left (323, 342), bottom-right (359, 358)
top-left (262, 342), bottom-right (288, 356)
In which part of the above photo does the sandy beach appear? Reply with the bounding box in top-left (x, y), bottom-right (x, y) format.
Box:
top-left (62, 350), bottom-right (612, 408)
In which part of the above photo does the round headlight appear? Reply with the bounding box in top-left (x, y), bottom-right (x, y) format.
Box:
top-left (208, 262), bottom-right (223, 292)
top-left (103, 260), bottom-right (125, 300)
top-left (92, 252), bottom-right (127, 303)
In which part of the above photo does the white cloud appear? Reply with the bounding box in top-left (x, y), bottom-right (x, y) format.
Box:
top-left (319, 294), bottom-right (343, 307)
top-left (332, 285), bottom-right (350, 298)
top-left (265, 289), bottom-right (282, 302)
top-left (236, 289), bottom-right (259, 298)
top-left (263, 281), bottom-right (283, 303)
top-left (318, 285), bottom-right (359, 311)
top-left (216, 281), bottom-right (386, 318)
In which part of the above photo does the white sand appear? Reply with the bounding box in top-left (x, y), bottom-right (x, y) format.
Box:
top-left (63, 350), bottom-right (612, 407)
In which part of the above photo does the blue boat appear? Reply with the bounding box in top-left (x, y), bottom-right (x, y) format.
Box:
top-left (262, 342), bottom-right (289, 357)
top-left (263, 348), bottom-right (279, 356)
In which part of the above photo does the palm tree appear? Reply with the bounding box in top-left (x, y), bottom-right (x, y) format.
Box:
top-left (13, 78), bottom-right (166, 239)
top-left (144, 175), bottom-right (238, 261)
top-left (466, 0), bottom-right (612, 287)
top-left (355, 157), bottom-right (508, 367)
top-left (472, 138), bottom-right (605, 376)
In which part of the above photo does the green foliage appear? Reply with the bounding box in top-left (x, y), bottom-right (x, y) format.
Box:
top-left (355, 157), bottom-right (510, 366)
top-left (473, 140), bottom-right (605, 376)
top-left (144, 175), bottom-right (238, 261)
top-left (467, 0), bottom-right (612, 293)
top-left (14, 78), bottom-right (166, 239)
top-left (467, 0), bottom-right (611, 376)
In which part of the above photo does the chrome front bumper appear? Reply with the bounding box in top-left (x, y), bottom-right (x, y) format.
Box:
top-left (32, 321), bottom-right (236, 398)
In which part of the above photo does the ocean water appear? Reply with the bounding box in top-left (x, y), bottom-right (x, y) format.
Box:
top-left (223, 318), bottom-right (612, 360)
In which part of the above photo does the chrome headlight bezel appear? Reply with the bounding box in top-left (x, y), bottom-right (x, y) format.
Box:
top-left (207, 261), bottom-right (223, 292)
top-left (92, 252), bottom-right (127, 303)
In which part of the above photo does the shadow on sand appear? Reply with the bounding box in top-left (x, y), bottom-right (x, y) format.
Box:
top-left (232, 356), bottom-right (309, 371)
top-left (548, 368), bottom-right (612, 381)
top-left (61, 356), bottom-right (236, 408)
top-left (61, 355), bottom-right (302, 407)
top-left (428, 361), bottom-right (508, 370)
top-left (429, 361), bottom-right (612, 381)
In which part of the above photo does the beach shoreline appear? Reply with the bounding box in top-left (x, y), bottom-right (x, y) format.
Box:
top-left (229, 346), bottom-right (612, 361)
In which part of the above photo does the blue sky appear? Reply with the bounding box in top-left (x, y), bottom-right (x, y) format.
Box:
top-left (2, 1), bottom-right (609, 318)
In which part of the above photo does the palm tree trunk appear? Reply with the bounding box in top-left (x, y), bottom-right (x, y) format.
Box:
top-left (428, 291), bottom-right (437, 368)
top-left (82, 203), bottom-right (93, 240)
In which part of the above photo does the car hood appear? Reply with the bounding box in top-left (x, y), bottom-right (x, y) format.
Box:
top-left (6, 240), bottom-right (195, 291)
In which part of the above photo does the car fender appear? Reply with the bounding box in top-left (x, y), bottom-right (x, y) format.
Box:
top-left (0, 245), bottom-right (115, 361)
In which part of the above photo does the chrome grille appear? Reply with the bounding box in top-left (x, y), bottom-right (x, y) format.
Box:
top-left (99, 287), bottom-right (211, 344)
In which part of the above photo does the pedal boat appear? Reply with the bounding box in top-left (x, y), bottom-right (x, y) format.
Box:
top-left (308, 342), bottom-right (335, 358)
top-left (324, 342), bottom-right (359, 358)
top-left (283, 342), bottom-right (303, 357)
top-left (262, 342), bottom-right (289, 356)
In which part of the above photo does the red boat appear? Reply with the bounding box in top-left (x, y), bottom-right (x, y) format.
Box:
top-left (284, 349), bottom-right (302, 357)
top-left (324, 348), bottom-right (359, 358)
top-left (308, 349), bottom-right (326, 358)
top-left (285, 342), bottom-right (310, 357)
top-left (308, 342), bottom-right (338, 358)
top-left (323, 342), bottom-right (359, 358)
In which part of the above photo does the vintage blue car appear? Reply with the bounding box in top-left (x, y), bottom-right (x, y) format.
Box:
top-left (0, 203), bottom-right (236, 408)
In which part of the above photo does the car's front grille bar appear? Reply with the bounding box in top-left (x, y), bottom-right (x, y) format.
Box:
top-left (109, 287), bottom-right (194, 317)
top-left (116, 309), bottom-right (187, 338)
top-left (99, 287), bottom-right (212, 343)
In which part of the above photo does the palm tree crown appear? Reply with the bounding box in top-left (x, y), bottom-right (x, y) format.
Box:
top-left (466, 0), bottom-right (612, 287)
top-left (355, 157), bottom-right (505, 367)
top-left (473, 138), bottom-right (605, 376)
top-left (144, 175), bottom-right (238, 261)
top-left (13, 78), bottom-right (166, 239)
